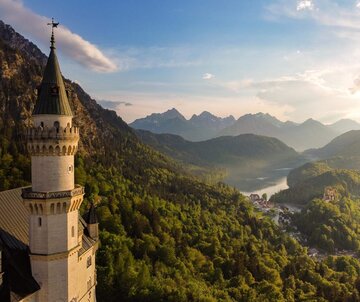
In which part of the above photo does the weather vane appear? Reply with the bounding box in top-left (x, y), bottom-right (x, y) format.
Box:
top-left (47, 18), bottom-right (59, 49)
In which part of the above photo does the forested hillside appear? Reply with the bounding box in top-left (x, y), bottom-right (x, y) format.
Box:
top-left (3, 20), bottom-right (360, 301)
top-left (294, 197), bottom-right (360, 253)
top-left (136, 129), bottom-right (303, 187)
top-left (271, 159), bottom-right (360, 205)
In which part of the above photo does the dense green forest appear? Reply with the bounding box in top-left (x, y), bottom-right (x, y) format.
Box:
top-left (294, 198), bottom-right (360, 253)
top-left (271, 160), bottom-right (360, 205)
top-left (4, 20), bottom-right (360, 301)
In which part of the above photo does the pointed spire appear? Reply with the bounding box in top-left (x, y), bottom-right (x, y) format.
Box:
top-left (48, 18), bottom-right (59, 50)
top-left (33, 19), bottom-right (72, 116)
top-left (50, 28), bottom-right (55, 49)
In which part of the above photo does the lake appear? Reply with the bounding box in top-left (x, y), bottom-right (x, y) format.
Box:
top-left (241, 176), bottom-right (288, 197)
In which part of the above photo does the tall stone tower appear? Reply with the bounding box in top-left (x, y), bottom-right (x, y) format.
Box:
top-left (22, 21), bottom-right (97, 302)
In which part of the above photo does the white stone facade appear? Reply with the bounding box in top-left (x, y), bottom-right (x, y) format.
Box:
top-left (31, 155), bottom-right (75, 192)
top-left (23, 112), bottom-right (98, 302)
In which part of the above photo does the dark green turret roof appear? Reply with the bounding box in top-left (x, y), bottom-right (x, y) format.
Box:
top-left (33, 30), bottom-right (72, 116)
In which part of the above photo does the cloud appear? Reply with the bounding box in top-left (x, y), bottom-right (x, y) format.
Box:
top-left (349, 77), bottom-right (360, 94)
top-left (296, 0), bottom-right (314, 11)
top-left (0, 0), bottom-right (118, 72)
top-left (202, 73), bottom-right (215, 80)
top-left (267, 0), bottom-right (360, 31)
top-left (98, 100), bottom-right (133, 110)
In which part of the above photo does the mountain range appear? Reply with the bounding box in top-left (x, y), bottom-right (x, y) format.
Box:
top-left (131, 110), bottom-right (360, 151)
top-left (130, 108), bottom-right (235, 141)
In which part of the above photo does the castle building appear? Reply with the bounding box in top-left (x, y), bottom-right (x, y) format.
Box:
top-left (0, 23), bottom-right (98, 302)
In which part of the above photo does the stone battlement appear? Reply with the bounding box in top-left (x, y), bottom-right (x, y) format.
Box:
top-left (22, 185), bottom-right (84, 200)
top-left (26, 126), bottom-right (80, 141)
top-left (26, 126), bottom-right (79, 156)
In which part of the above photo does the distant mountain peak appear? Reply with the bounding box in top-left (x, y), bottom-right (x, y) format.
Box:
top-left (199, 111), bottom-right (215, 117)
top-left (162, 108), bottom-right (185, 120)
top-left (190, 111), bottom-right (218, 122)
top-left (238, 112), bottom-right (284, 127)
top-left (302, 118), bottom-right (324, 126)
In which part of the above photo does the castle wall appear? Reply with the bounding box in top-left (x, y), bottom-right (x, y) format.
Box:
top-left (29, 210), bottom-right (79, 254)
top-left (31, 256), bottom-right (68, 302)
top-left (76, 247), bottom-right (97, 302)
top-left (31, 155), bottom-right (74, 192)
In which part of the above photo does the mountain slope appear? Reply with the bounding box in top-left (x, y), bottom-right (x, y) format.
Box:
top-left (137, 130), bottom-right (299, 166)
top-left (219, 113), bottom-right (283, 138)
top-left (3, 20), bottom-right (360, 302)
top-left (278, 118), bottom-right (336, 151)
top-left (220, 115), bottom-right (338, 151)
top-left (328, 119), bottom-right (360, 134)
top-left (305, 130), bottom-right (360, 159)
top-left (136, 130), bottom-right (304, 191)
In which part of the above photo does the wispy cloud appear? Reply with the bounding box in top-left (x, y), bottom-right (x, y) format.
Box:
top-left (296, 0), bottom-right (314, 11)
top-left (98, 100), bottom-right (133, 110)
top-left (202, 73), bottom-right (215, 80)
top-left (0, 0), bottom-right (118, 72)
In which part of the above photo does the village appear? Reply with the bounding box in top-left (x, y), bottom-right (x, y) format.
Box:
top-left (247, 186), bottom-right (360, 260)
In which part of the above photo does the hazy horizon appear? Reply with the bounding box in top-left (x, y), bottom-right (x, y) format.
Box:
top-left (2, 0), bottom-right (360, 123)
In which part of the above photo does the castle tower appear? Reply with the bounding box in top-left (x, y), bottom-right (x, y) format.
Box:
top-left (22, 21), bottom-right (97, 302)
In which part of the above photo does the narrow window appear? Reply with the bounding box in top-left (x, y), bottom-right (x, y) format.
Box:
top-left (40, 122), bottom-right (44, 128)
top-left (87, 256), bottom-right (92, 268)
top-left (71, 226), bottom-right (75, 237)
top-left (38, 217), bottom-right (42, 227)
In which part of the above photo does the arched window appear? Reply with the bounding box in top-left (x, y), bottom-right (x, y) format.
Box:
top-left (38, 217), bottom-right (42, 227)
top-left (55, 146), bottom-right (60, 155)
top-left (40, 122), bottom-right (44, 128)
top-left (50, 204), bottom-right (55, 215)
top-left (54, 121), bottom-right (60, 129)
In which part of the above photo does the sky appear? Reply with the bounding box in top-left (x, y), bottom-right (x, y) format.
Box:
top-left (2, 0), bottom-right (360, 123)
